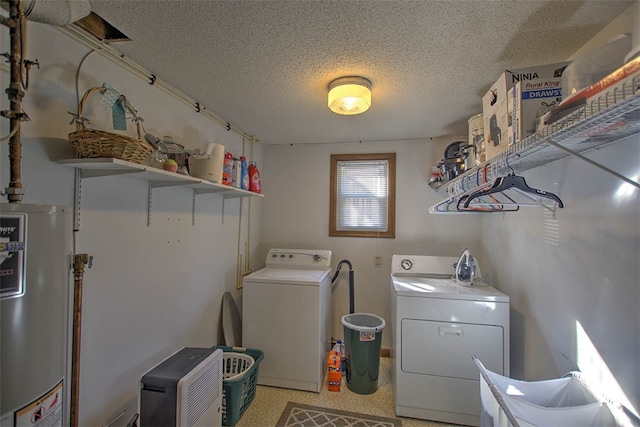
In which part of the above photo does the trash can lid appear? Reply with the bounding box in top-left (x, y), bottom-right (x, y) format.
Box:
top-left (341, 313), bottom-right (385, 333)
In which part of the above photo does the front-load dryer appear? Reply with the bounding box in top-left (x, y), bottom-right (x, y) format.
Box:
top-left (242, 248), bottom-right (332, 392)
top-left (390, 255), bottom-right (510, 426)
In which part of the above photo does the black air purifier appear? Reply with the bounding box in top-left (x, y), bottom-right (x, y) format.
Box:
top-left (140, 347), bottom-right (222, 427)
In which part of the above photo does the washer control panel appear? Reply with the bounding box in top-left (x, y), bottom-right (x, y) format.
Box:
top-left (391, 254), bottom-right (458, 275)
top-left (400, 258), bottom-right (413, 271)
top-left (265, 248), bottom-right (332, 269)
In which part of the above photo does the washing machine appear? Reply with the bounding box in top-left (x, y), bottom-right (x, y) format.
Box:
top-left (242, 248), bottom-right (332, 392)
top-left (390, 254), bottom-right (510, 426)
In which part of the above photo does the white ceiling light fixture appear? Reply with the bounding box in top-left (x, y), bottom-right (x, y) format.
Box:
top-left (328, 76), bottom-right (372, 115)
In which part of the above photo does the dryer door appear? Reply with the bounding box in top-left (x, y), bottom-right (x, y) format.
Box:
top-left (401, 319), bottom-right (505, 380)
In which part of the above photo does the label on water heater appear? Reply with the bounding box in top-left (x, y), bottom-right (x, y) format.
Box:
top-left (0, 213), bottom-right (26, 299)
top-left (7, 379), bottom-right (64, 427)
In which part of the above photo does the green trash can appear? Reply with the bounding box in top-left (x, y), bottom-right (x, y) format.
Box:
top-left (341, 313), bottom-right (386, 395)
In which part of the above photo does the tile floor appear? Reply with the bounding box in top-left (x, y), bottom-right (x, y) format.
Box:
top-left (236, 357), bottom-right (459, 427)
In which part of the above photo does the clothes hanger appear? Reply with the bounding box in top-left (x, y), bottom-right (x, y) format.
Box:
top-left (457, 191), bottom-right (520, 212)
top-left (430, 197), bottom-right (492, 214)
top-left (463, 153), bottom-right (564, 209)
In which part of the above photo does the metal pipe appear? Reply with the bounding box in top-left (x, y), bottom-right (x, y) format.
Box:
top-left (3, 0), bottom-right (25, 202)
top-left (0, 14), bottom-right (17, 28)
top-left (71, 254), bottom-right (90, 427)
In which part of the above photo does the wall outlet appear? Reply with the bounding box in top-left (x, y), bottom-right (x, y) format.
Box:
top-left (374, 256), bottom-right (382, 267)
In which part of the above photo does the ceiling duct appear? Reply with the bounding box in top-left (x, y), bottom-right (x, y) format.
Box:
top-left (6, 0), bottom-right (129, 41)
top-left (21, 0), bottom-right (91, 27)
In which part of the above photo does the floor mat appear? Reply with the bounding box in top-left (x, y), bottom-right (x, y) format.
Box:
top-left (276, 401), bottom-right (402, 427)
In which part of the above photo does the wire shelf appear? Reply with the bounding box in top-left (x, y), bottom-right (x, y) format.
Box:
top-left (436, 71), bottom-right (640, 200)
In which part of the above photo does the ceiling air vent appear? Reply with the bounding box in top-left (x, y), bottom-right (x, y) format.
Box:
top-left (74, 12), bottom-right (130, 43)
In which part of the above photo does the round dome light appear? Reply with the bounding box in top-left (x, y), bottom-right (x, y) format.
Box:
top-left (328, 76), bottom-right (372, 115)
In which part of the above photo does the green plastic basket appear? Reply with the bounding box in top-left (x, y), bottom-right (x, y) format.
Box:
top-left (214, 346), bottom-right (264, 426)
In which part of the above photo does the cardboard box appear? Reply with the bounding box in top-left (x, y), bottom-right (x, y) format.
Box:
top-left (327, 351), bottom-right (341, 392)
top-left (482, 62), bottom-right (569, 159)
top-left (508, 78), bottom-right (562, 144)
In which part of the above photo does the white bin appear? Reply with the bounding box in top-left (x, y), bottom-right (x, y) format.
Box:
top-left (473, 356), bottom-right (635, 427)
top-left (190, 155), bottom-right (224, 183)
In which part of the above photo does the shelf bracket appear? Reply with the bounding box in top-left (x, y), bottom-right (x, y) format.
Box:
top-left (193, 188), bottom-right (225, 195)
top-left (80, 169), bottom-right (142, 179)
top-left (544, 139), bottom-right (640, 189)
top-left (150, 180), bottom-right (193, 189)
top-left (146, 180), bottom-right (195, 226)
top-left (222, 198), bottom-right (226, 225)
top-left (192, 192), bottom-right (197, 226)
top-left (147, 181), bottom-right (153, 227)
top-left (73, 169), bottom-right (82, 231)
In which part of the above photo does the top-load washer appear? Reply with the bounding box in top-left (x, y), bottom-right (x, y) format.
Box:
top-left (242, 248), bottom-right (332, 392)
top-left (390, 254), bottom-right (510, 426)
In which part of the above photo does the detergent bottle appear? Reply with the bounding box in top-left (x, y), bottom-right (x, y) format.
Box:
top-left (222, 152), bottom-right (234, 185)
top-left (327, 340), bottom-right (343, 391)
top-left (240, 156), bottom-right (249, 190)
top-left (248, 161), bottom-right (261, 193)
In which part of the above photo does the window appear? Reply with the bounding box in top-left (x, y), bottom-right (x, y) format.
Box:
top-left (330, 153), bottom-right (395, 238)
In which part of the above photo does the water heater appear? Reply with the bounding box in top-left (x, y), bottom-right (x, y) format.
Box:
top-left (0, 204), bottom-right (73, 426)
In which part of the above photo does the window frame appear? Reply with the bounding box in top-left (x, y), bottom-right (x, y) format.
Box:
top-left (329, 152), bottom-right (396, 238)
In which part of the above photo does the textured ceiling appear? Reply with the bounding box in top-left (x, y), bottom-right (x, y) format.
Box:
top-left (88, 0), bottom-right (632, 145)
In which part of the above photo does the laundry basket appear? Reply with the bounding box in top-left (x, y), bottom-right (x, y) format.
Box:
top-left (215, 346), bottom-right (264, 426)
top-left (223, 352), bottom-right (254, 381)
top-left (473, 356), bottom-right (635, 427)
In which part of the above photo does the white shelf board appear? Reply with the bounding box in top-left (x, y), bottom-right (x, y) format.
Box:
top-left (58, 158), bottom-right (264, 198)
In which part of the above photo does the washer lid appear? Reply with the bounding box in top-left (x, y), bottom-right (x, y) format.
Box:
top-left (244, 267), bottom-right (330, 286)
top-left (392, 275), bottom-right (509, 302)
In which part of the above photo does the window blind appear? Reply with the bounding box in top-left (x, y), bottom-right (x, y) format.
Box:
top-left (336, 159), bottom-right (389, 231)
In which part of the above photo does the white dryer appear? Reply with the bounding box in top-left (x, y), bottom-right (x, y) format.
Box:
top-left (242, 248), bottom-right (332, 392)
top-left (390, 255), bottom-right (510, 426)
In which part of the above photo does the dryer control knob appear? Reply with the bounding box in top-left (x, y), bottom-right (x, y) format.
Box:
top-left (401, 259), bottom-right (413, 271)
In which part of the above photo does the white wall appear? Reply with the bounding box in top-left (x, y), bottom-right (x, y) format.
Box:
top-left (480, 135), bottom-right (639, 412)
top-left (1, 23), bottom-right (262, 426)
top-left (260, 3), bottom-right (640, 416)
top-left (480, 5), bottom-right (640, 414)
top-left (260, 137), bottom-right (482, 347)
top-left (259, 99), bottom-right (640, 421)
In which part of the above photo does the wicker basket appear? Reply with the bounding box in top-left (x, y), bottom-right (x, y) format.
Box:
top-left (68, 87), bottom-right (153, 164)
